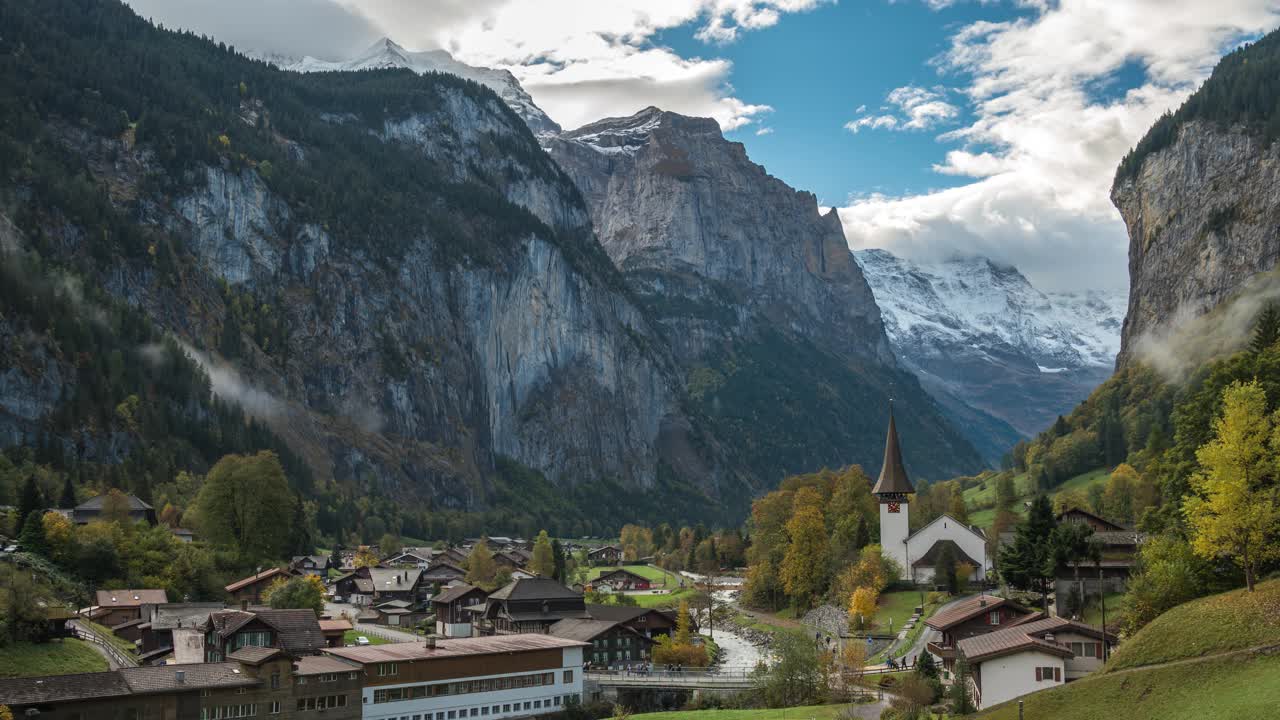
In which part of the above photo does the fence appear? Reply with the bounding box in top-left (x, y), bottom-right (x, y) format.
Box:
top-left (72, 620), bottom-right (139, 668)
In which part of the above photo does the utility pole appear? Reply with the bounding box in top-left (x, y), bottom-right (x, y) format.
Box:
top-left (1098, 564), bottom-right (1107, 661)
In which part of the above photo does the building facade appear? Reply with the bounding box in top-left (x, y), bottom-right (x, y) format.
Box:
top-left (324, 635), bottom-right (586, 720)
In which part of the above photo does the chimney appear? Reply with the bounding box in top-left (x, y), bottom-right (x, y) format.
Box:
top-left (425, 635), bottom-right (436, 649)
top-left (978, 598), bottom-right (986, 607)
top-left (175, 670), bottom-right (186, 684)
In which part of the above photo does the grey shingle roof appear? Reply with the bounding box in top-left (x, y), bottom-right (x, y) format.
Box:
top-left (226, 646), bottom-right (283, 664)
top-left (432, 583), bottom-right (485, 605)
top-left (0, 664), bottom-right (257, 706)
top-left (95, 589), bottom-right (168, 608)
top-left (488, 577), bottom-right (582, 602)
top-left (76, 494), bottom-right (153, 511)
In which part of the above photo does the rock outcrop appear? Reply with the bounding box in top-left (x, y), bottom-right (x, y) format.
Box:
top-left (548, 108), bottom-right (982, 482)
top-left (1113, 120), bottom-right (1280, 366)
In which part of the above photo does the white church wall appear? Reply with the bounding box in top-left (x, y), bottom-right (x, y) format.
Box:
top-left (905, 515), bottom-right (989, 582)
top-left (879, 501), bottom-right (911, 573)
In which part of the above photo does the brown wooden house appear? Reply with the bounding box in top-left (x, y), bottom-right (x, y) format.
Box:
top-left (225, 567), bottom-right (295, 605)
top-left (925, 595), bottom-right (1035, 675)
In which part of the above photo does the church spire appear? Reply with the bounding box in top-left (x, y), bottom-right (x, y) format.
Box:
top-left (872, 406), bottom-right (914, 496)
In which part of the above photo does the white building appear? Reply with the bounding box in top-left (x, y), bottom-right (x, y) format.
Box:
top-left (325, 634), bottom-right (585, 720)
top-left (957, 616), bottom-right (1117, 710)
top-left (872, 409), bottom-right (991, 583)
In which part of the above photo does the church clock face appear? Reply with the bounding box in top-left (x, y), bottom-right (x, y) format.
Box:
top-left (887, 502), bottom-right (901, 514)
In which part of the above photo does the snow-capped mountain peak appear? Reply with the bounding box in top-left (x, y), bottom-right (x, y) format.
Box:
top-left (855, 248), bottom-right (1125, 371)
top-left (263, 39), bottom-right (561, 139)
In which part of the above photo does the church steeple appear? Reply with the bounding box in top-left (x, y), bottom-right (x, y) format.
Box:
top-left (872, 407), bottom-right (914, 497)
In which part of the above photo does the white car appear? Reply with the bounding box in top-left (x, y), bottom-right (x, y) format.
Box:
top-left (356, 636), bottom-right (371, 646)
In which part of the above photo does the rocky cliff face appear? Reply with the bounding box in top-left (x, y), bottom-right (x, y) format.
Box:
top-left (13, 71), bottom-right (735, 522)
top-left (1114, 120), bottom-right (1280, 366)
top-left (547, 108), bottom-right (982, 482)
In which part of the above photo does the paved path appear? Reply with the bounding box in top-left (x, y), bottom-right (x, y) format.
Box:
top-left (869, 593), bottom-right (978, 670)
top-left (70, 620), bottom-right (136, 669)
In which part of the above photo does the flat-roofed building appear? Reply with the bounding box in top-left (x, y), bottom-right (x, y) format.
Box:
top-left (324, 634), bottom-right (586, 720)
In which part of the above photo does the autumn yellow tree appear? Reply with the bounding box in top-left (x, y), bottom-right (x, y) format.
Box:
top-left (41, 511), bottom-right (73, 565)
top-left (466, 539), bottom-right (499, 590)
top-left (353, 546), bottom-right (380, 568)
top-left (529, 530), bottom-right (556, 577)
top-left (1184, 381), bottom-right (1280, 591)
top-left (781, 487), bottom-right (829, 610)
top-left (847, 587), bottom-right (878, 632)
top-left (839, 640), bottom-right (867, 694)
top-left (949, 493), bottom-right (969, 523)
top-left (1105, 463), bottom-right (1141, 523)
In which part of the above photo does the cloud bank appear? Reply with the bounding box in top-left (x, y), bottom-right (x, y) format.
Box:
top-left (840, 0), bottom-right (1280, 292)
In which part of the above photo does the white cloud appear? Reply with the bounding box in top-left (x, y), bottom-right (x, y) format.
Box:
top-left (329, 0), bottom-right (824, 131)
top-left (844, 84), bottom-right (958, 133)
top-left (756, 126), bottom-right (775, 135)
top-left (841, 0), bottom-right (1280, 291)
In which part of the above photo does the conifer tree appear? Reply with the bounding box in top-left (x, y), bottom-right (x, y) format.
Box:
top-left (1250, 302), bottom-right (1280, 354)
top-left (999, 495), bottom-right (1057, 610)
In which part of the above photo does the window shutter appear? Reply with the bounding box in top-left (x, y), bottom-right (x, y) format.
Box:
top-left (1035, 667), bottom-right (1042, 681)
top-left (1054, 667), bottom-right (1061, 682)
top-left (1096, 642), bottom-right (1103, 658)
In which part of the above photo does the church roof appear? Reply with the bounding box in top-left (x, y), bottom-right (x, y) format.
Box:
top-left (872, 410), bottom-right (914, 495)
top-left (911, 539), bottom-right (982, 569)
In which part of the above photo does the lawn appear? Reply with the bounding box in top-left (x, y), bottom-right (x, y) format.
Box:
top-left (966, 468), bottom-right (1111, 529)
top-left (871, 590), bottom-right (925, 634)
top-left (732, 611), bottom-right (801, 639)
top-left (0, 639), bottom-right (109, 678)
top-left (1078, 591), bottom-right (1125, 628)
top-left (976, 652), bottom-right (1280, 720)
top-left (343, 629), bottom-right (391, 646)
top-left (1104, 578), bottom-right (1280, 672)
top-left (80, 619), bottom-right (140, 657)
top-left (585, 564), bottom-right (685, 587)
top-left (620, 704), bottom-right (851, 720)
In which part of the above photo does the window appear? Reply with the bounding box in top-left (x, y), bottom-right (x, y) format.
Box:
top-left (270, 672), bottom-right (280, 689)
top-left (503, 705), bottom-right (511, 712)
top-left (349, 672), bottom-right (360, 680)
top-left (482, 708), bottom-right (489, 716)
top-left (1071, 642), bottom-right (1083, 656)
top-left (988, 611), bottom-right (1000, 626)
top-left (449, 711), bottom-right (457, 718)
top-left (554, 697), bottom-right (562, 706)
top-left (269, 701), bottom-right (280, 715)
top-left (471, 709), bottom-right (479, 717)
top-left (237, 688), bottom-right (247, 695)
top-left (534, 701), bottom-right (541, 709)
top-left (379, 663), bottom-right (399, 676)
top-left (297, 677), bottom-right (307, 685)
top-left (563, 670), bottom-right (574, 684)
top-left (1035, 667), bottom-right (1060, 682)
top-left (523, 702), bottom-right (531, 710)
top-left (492, 706), bottom-right (499, 714)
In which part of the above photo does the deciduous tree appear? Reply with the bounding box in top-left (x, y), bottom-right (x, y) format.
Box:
top-left (780, 488), bottom-right (829, 610)
top-left (1183, 381), bottom-right (1280, 591)
top-left (847, 587), bottom-right (878, 631)
top-left (264, 574), bottom-right (326, 615)
top-left (465, 539), bottom-right (498, 590)
top-left (530, 530), bottom-right (555, 577)
top-left (191, 452), bottom-right (293, 563)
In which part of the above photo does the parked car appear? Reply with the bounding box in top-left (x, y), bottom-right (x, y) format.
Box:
top-left (356, 636), bottom-right (370, 646)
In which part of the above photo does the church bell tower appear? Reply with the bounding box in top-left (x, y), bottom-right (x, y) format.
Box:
top-left (872, 407), bottom-right (914, 573)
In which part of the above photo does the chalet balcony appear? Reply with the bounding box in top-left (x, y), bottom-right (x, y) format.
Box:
top-left (927, 641), bottom-right (957, 660)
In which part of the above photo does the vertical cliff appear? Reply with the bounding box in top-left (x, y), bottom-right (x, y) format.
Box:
top-left (547, 108), bottom-right (983, 482)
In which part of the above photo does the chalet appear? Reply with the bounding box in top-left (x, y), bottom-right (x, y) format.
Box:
top-left (432, 583), bottom-right (490, 638)
top-left (72, 493), bottom-right (157, 526)
top-left (926, 595), bottom-right (1035, 676)
top-left (587, 545), bottom-right (623, 566)
top-left (170, 527), bottom-right (195, 543)
top-left (958, 616), bottom-right (1118, 709)
top-left (585, 604), bottom-right (679, 639)
top-left (478, 577), bottom-right (589, 634)
top-left (331, 571), bottom-right (371, 605)
top-left (365, 566), bottom-right (429, 605)
top-left (201, 608), bottom-right (326, 662)
top-left (386, 548), bottom-right (435, 568)
top-left (434, 547), bottom-right (469, 567)
top-left (319, 618), bottom-right (353, 647)
top-left (1052, 508), bottom-right (1145, 616)
top-left (290, 554), bottom-right (333, 574)
top-left (592, 567), bottom-right (651, 592)
top-left (86, 589), bottom-right (168, 626)
top-left (547, 618), bottom-right (654, 668)
top-left (225, 567), bottom-right (294, 605)
top-left (422, 561), bottom-right (467, 585)
top-left (495, 550), bottom-right (529, 570)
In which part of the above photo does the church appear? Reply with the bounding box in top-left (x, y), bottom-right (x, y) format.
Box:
top-left (872, 409), bottom-right (991, 584)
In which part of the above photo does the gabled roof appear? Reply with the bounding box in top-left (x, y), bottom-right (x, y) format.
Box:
top-left (318, 619), bottom-right (352, 633)
top-left (911, 539), bottom-right (982, 569)
top-left (203, 609), bottom-right (325, 655)
top-left (95, 589), bottom-right (168, 608)
top-left (586, 604), bottom-right (675, 624)
top-left (76, 493), bottom-right (153, 511)
top-left (368, 567), bottom-right (423, 591)
top-left (907, 513), bottom-right (987, 544)
top-left (488, 577), bottom-right (582, 602)
top-left (595, 568), bottom-right (650, 582)
top-left (872, 409), bottom-right (914, 495)
top-left (150, 603), bottom-right (226, 630)
top-left (226, 646), bottom-right (283, 665)
top-left (423, 562), bottom-right (466, 577)
top-left (1056, 507), bottom-right (1129, 532)
top-left (295, 655), bottom-right (360, 676)
top-left (225, 567), bottom-right (290, 593)
top-left (547, 618), bottom-right (636, 643)
top-left (0, 663), bottom-right (259, 705)
top-left (925, 595), bottom-right (1032, 631)
top-left (958, 616), bottom-right (1117, 663)
top-left (432, 583), bottom-right (487, 605)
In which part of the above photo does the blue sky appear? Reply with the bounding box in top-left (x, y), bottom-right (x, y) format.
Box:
top-left (664, 1), bottom-right (1024, 206)
top-left (127, 0), bottom-right (1280, 291)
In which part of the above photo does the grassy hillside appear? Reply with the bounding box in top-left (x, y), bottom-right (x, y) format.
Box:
top-left (1105, 578), bottom-right (1280, 671)
top-left (975, 579), bottom-right (1280, 719)
top-left (965, 469), bottom-right (1110, 528)
top-left (0, 639), bottom-right (108, 677)
top-left (619, 705), bottom-right (849, 720)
